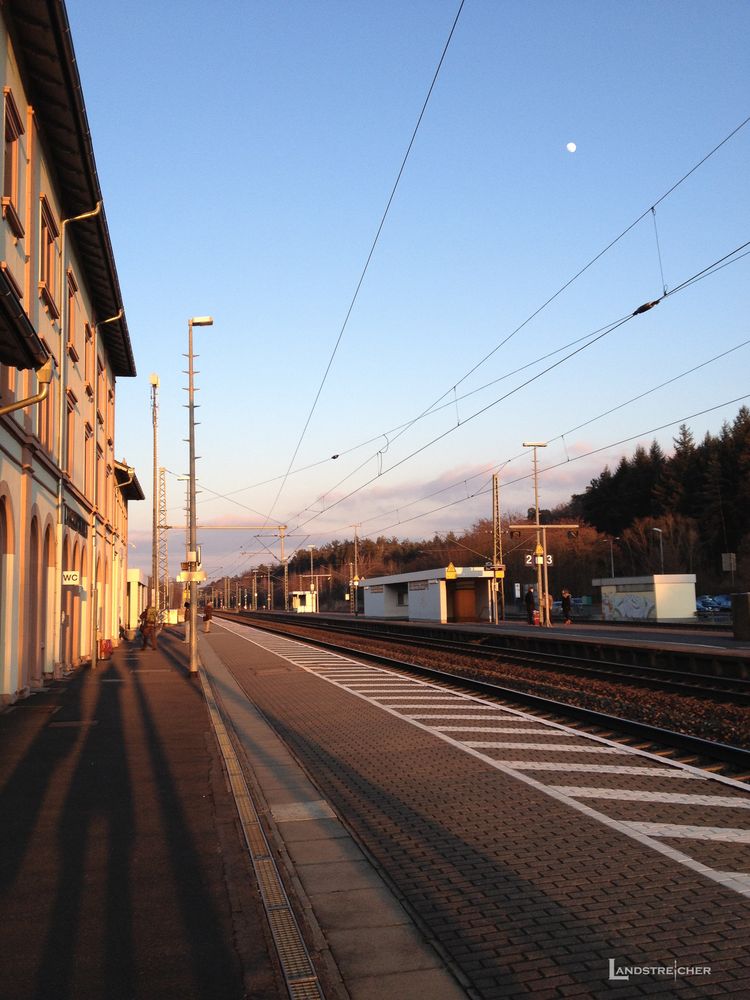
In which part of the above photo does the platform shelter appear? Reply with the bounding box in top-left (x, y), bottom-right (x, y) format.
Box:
top-left (592, 574), bottom-right (697, 623)
top-left (361, 565), bottom-right (494, 623)
top-left (291, 590), bottom-right (318, 613)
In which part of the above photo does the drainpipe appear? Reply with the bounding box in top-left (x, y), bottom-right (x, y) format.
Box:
top-left (50, 202), bottom-right (103, 676)
top-left (115, 465), bottom-right (135, 642)
top-left (0, 357), bottom-right (52, 416)
top-left (88, 309), bottom-right (123, 673)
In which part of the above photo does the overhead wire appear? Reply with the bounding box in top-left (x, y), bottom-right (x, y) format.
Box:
top-left (194, 120), bottom-right (750, 519)
top-left (361, 391), bottom-right (750, 539)
top-left (287, 238), bottom-right (750, 534)
top-left (195, 117), bottom-right (750, 568)
top-left (357, 114), bottom-right (750, 455)
top-left (261, 114), bottom-right (750, 531)
top-left (204, 330), bottom-right (750, 568)
top-left (261, 0), bottom-right (467, 528)
top-left (192, 247), bottom-right (749, 571)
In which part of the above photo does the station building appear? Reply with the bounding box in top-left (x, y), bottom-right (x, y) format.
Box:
top-left (361, 565), bottom-right (495, 623)
top-left (0, 1), bottom-right (140, 704)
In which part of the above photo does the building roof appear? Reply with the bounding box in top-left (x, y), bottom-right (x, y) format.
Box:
top-left (114, 460), bottom-right (145, 501)
top-left (3, 0), bottom-right (135, 376)
top-left (0, 268), bottom-right (47, 367)
top-left (362, 566), bottom-right (493, 587)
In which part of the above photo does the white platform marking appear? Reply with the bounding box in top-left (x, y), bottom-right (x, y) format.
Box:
top-left (623, 823), bottom-right (750, 843)
top-left (552, 787), bottom-right (750, 807)
top-left (463, 742), bottom-right (625, 753)
top-left (435, 727), bottom-right (571, 734)
top-left (501, 763), bottom-right (706, 777)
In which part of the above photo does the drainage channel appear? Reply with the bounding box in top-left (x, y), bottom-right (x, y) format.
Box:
top-left (197, 661), bottom-right (325, 1000)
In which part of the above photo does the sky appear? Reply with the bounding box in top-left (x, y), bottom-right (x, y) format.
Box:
top-left (65, 0), bottom-right (750, 582)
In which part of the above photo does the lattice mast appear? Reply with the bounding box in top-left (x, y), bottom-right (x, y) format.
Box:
top-left (158, 466), bottom-right (170, 618)
top-left (492, 472), bottom-right (505, 622)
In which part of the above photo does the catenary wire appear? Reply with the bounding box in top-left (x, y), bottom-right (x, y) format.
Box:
top-left (287, 240), bottom-right (750, 535)
top-left (261, 0), bottom-right (467, 528)
top-left (243, 117), bottom-right (750, 533)
top-left (197, 117), bottom-right (750, 516)
top-left (361, 392), bottom-right (750, 538)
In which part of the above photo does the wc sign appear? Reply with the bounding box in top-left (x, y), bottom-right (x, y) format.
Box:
top-left (62, 570), bottom-right (80, 586)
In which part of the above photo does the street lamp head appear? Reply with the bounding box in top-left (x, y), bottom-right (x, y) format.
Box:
top-left (189, 316), bottom-right (213, 327)
top-left (651, 527), bottom-right (663, 534)
top-left (149, 373), bottom-right (159, 387)
top-left (522, 441), bottom-right (547, 448)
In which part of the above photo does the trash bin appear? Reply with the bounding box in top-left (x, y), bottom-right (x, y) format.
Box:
top-left (99, 638), bottom-right (113, 659)
top-left (732, 594), bottom-right (750, 640)
top-left (533, 610), bottom-right (540, 626)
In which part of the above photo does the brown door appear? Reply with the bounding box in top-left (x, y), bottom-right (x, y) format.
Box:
top-left (453, 587), bottom-right (476, 622)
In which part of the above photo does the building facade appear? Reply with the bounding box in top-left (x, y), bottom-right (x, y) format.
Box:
top-left (0, 0), bottom-right (140, 704)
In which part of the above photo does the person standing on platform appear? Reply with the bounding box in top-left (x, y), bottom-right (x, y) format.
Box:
top-left (561, 588), bottom-right (572, 625)
top-left (525, 586), bottom-right (535, 625)
top-left (203, 601), bottom-right (213, 633)
top-left (544, 590), bottom-right (554, 627)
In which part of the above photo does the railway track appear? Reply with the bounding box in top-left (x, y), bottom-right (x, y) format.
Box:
top-left (223, 610), bottom-right (750, 704)
top-left (215, 611), bottom-right (750, 783)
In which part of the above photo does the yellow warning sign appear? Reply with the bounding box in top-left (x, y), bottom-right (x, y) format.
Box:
top-left (446, 562), bottom-right (457, 579)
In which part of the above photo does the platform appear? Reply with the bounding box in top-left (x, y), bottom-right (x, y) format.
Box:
top-left (202, 617), bottom-right (750, 997)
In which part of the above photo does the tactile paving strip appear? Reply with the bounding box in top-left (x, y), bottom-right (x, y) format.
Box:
top-left (197, 661), bottom-right (325, 1000)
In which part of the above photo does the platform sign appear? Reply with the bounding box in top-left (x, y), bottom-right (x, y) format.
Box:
top-left (62, 570), bottom-right (80, 586)
top-left (525, 554), bottom-right (553, 567)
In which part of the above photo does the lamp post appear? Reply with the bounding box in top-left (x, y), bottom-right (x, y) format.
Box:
top-left (149, 374), bottom-right (159, 620)
top-left (187, 315), bottom-right (213, 675)
top-left (609, 536), bottom-right (620, 578)
top-left (307, 544), bottom-right (316, 612)
top-left (522, 441), bottom-right (548, 625)
top-left (651, 527), bottom-right (664, 574)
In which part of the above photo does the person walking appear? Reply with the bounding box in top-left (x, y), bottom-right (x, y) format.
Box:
top-left (203, 601), bottom-right (213, 634)
top-left (561, 588), bottom-right (572, 625)
top-left (525, 586), bottom-right (536, 625)
top-left (139, 604), bottom-right (158, 650)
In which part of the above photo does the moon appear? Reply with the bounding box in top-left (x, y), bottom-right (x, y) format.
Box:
top-left (566, 141), bottom-right (577, 153)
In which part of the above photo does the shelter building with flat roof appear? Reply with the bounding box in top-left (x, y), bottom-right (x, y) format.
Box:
top-left (361, 565), bottom-right (494, 624)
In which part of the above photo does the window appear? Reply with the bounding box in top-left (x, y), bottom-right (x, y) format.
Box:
top-left (65, 389), bottom-right (77, 477)
top-left (84, 422), bottom-right (94, 497)
top-left (107, 387), bottom-right (114, 446)
top-left (96, 356), bottom-right (105, 426)
top-left (84, 324), bottom-right (94, 394)
top-left (66, 271), bottom-right (79, 360)
top-left (105, 463), bottom-right (112, 520)
top-left (96, 443), bottom-right (104, 506)
top-left (0, 362), bottom-right (15, 404)
top-left (39, 196), bottom-right (59, 318)
top-left (2, 88), bottom-right (24, 238)
top-left (38, 369), bottom-right (54, 451)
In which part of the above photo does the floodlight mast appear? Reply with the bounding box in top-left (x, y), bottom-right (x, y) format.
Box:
top-left (522, 441), bottom-right (548, 626)
top-left (187, 316), bottom-right (213, 674)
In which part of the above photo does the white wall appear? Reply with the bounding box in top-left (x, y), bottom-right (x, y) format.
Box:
top-left (406, 581), bottom-right (444, 621)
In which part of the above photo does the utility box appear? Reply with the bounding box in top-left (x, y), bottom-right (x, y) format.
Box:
top-left (732, 593), bottom-right (750, 640)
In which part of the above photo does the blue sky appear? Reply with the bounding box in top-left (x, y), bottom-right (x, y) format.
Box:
top-left (66, 0), bottom-right (750, 580)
